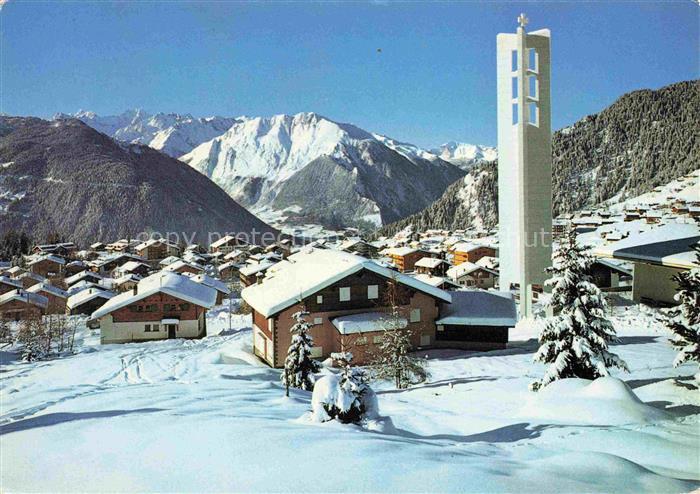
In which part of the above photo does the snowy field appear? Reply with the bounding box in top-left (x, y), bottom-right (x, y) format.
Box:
top-left (1, 302), bottom-right (699, 493)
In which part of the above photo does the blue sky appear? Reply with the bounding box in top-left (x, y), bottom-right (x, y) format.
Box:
top-left (1, 1), bottom-right (698, 147)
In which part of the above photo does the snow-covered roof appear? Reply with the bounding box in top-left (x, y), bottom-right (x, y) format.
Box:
top-left (67, 280), bottom-right (100, 295)
top-left (117, 261), bottom-right (150, 273)
top-left (0, 275), bottom-right (22, 289)
top-left (6, 266), bottom-right (23, 276)
top-left (239, 261), bottom-right (275, 277)
top-left (27, 282), bottom-right (68, 299)
top-left (331, 312), bottom-right (407, 335)
top-left (446, 262), bottom-right (497, 279)
top-left (436, 291), bottom-right (517, 327)
top-left (242, 249), bottom-right (451, 317)
top-left (384, 246), bottom-right (418, 257)
top-left (91, 272), bottom-right (217, 319)
top-left (411, 273), bottom-right (458, 288)
top-left (414, 257), bottom-right (446, 269)
top-left (27, 254), bottom-right (66, 266)
top-left (0, 289), bottom-right (48, 309)
top-left (113, 273), bottom-right (142, 285)
top-left (65, 270), bottom-right (102, 286)
top-left (67, 287), bottom-right (114, 309)
top-left (210, 235), bottom-right (240, 249)
top-left (594, 223), bottom-right (700, 269)
top-left (218, 261), bottom-right (241, 272)
top-left (135, 238), bottom-right (179, 251)
top-left (452, 242), bottom-right (487, 253)
top-left (163, 260), bottom-right (203, 273)
top-left (190, 273), bottom-right (231, 295)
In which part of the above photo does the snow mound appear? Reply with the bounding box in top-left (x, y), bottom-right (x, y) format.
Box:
top-left (311, 373), bottom-right (379, 423)
top-left (518, 377), bottom-right (670, 425)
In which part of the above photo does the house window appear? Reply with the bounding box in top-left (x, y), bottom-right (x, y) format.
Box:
top-left (339, 287), bottom-right (351, 302)
top-left (129, 305), bottom-right (138, 312)
top-left (309, 346), bottom-right (323, 358)
top-left (137, 305), bottom-right (144, 312)
top-left (367, 285), bottom-right (379, 300)
top-left (373, 335), bottom-right (383, 344)
top-left (316, 295), bottom-right (323, 304)
top-left (313, 317), bottom-right (323, 325)
top-left (437, 324), bottom-right (444, 332)
top-left (355, 336), bottom-right (368, 346)
top-left (410, 308), bottom-right (421, 323)
top-left (153, 324), bottom-right (160, 332)
top-left (420, 333), bottom-right (431, 346)
top-left (145, 324), bottom-right (151, 332)
top-left (179, 303), bottom-right (190, 311)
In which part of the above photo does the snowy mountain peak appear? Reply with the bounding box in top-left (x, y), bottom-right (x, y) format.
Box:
top-left (432, 141), bottom-right (498, 168)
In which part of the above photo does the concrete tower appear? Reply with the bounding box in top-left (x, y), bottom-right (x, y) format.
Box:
top-left (497, 14), bottom-right (552, 318)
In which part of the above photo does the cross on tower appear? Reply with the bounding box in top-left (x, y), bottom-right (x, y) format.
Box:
top-left (517, 13), bottom-right (529, 29)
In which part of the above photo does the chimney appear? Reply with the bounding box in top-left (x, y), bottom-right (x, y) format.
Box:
top-left (133, 285), bottom-right (138, 295)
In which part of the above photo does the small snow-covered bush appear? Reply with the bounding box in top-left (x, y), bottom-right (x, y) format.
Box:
top-left (311, 354), bottom-right (378, 424)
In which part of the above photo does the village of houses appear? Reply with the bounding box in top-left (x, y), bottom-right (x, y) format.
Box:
top-left (0, 170), bottom-right (697, 366)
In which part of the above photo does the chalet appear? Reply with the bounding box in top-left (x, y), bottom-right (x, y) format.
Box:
top-left (106, 239), bottom-right (138, 253)
top-left (594, 223), bottom-right (700, 305)
top-left (210, 235), bottom-right (246, 255)
top-left (66, 270), bottom-right (103, 287)
top-left (113, 274), bottom-right (142, 293)
top-left (451, 243), bottom-right (497, 265)
top-left (18, 272), bottom-right (47, 289)
top-left (186, 244), bottom-right (208, 255)
top-left (163, 260), bottom-right (204, 276)
top-left (552, 219), bottom-right (570, 237)
top-left (91, 272), bottom-right (217, 344)
top-left (27, 254), bottom-right (65, 278)
top-left (67, 280), bottom-right (101, 296)
top-left (67, 288), bottom-right (114, 316)
top-left (91, 253), bottom-right (146, 275)
top-left (239, 261), bottom-right (275, 287)
top-left (5, 266), bottom-right (25, 278)
top-left (0, 290), bottom-right (48, 321)
top-left (689, 207), bottom-right (700, 219)
top-left (383, 247), bottom-right (434, 273)
top-left (223, 249), bottom-right (247, 264)
top-left (434, 291), bottom-right (517, 351)
top-left (475, 256), bottom-right (499, 271)
top-left (339, 239), bottom-right (379, 259)
top-left (27, 282), bottom-right (68, 314)
top-left (447, 262), bottom-right (499, 289)
top-left (218, 261), bottom-right (241, 282)
top-left (645, 210), bottom-right (662, 224)
top-left (0, 275), bottom-right (22, 296)
top-left (135, 239), bottom-right (181, 263)
top-left (183, 251), bottom-right (208, 265)
top-left (65, 260), bottom-right (89, 277)
top-left (113, 261), bottom-right (151, 278)
top-left (32, 242), bottom-right (77, 257)
top-left (189, 273), bottom-right (231, 304)
top-left (90, 242), bottom-right (106, 251)
top-left (413, 257), bottom-right (449, 277)
top-left (624, 209), bottom-right (642, 222)
top-left (242, 249), bottom-right (452, 367)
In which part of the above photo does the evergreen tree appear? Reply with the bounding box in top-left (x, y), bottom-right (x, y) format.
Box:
top-left (531, 229), bottom-right (628, 391)
top-left (281, 310), bottom-right (321, 391)
top-left (664, 246), bottom-right (700, 373)
top-left (0, 316), bottom-right (12, 345)
top-left (370, 278), bottom-right (429, 389)
top-left (16, 313), bottom-right (47, 362)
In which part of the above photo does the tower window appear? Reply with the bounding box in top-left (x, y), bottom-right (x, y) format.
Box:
top-left (528, 48), bottom-right (538, 73)
top-left (528, 102), bottom-right (539, 126)
top-left (512, 103), bottom-right (518, 125)
top-left (528, 75), bottom-right (538, 99)
top-left (511, 50), bottom-right (518, 72)
top-left (512, 76), bottom-right (518, 99)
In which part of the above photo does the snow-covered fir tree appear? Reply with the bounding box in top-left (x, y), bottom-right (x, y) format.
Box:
top-left (311, 352), bottom-right (376, 424)
top-left (531, 228), bottom-right (628, 391)
top-left (0, 316), bottom-right (12, 344)
top-left (370, 278), bottom-right (429, 389)
top-left (281, 310), bottom-right (321, 392)
top-left (664, 246), bottom-right (699, 373)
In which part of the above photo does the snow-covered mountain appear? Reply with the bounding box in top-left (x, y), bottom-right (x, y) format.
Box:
top-left (181, 112), bottom-right (466, 227)
top-left (54, 109), bottom-right (238, 158)
top-left (432, 141), bottom-right (498, 170)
